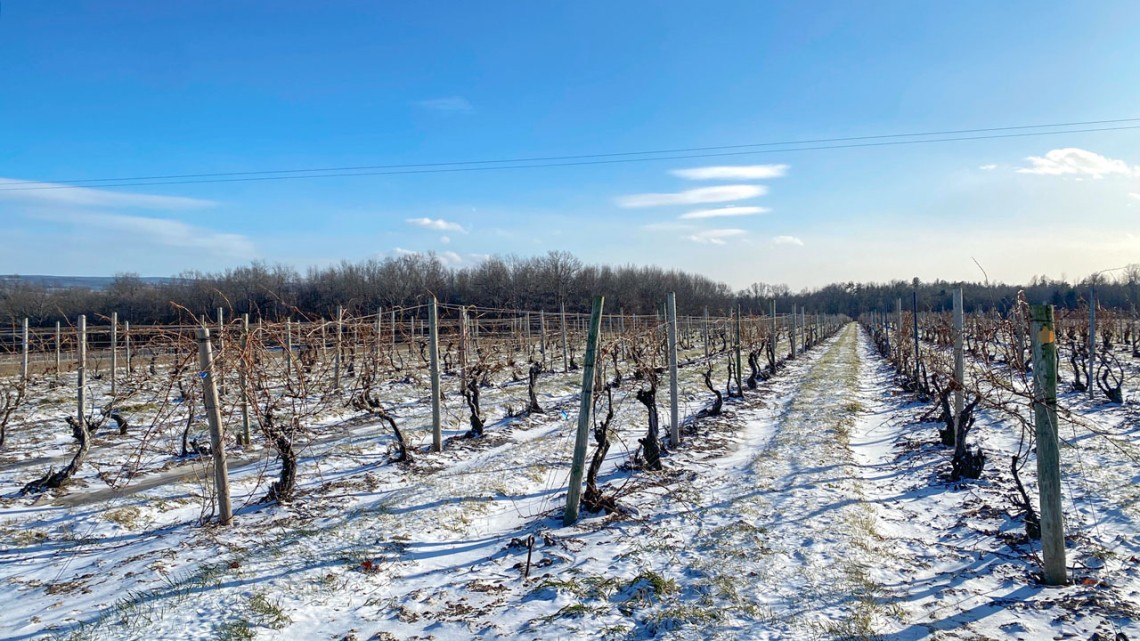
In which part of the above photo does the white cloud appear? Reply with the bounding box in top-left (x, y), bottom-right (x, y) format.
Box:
top-left (1129, 192), bottom-right (1140, 201)
top-left (406, 217), bottom-right (467, 233)
top-left (686, 228), bottom-right (747, 245)
top-left (416, 97), bottom-right (473, 112)
top-left (1016, 148), bottom-right (1139, 178)
top-left (679, 206), bottom-right (770, 220)
top-left (671, 164), bottom-right (788, 181)
top-left (439, 235), bottom-right (451, 244)
top-left (0, 177), bottom-right (215, 209)
top-left (35, 211), bottom-right (253, 257)
top-left (772, 235), bottom-right (804, 247)
top-left (979, 164), bottom-right (997, 171)
top-left (616, 185), bottom-right (766, 208)
top-left (641, 221), bottom-right (696, 232)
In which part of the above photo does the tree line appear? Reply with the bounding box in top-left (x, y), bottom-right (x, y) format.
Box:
top-left (1, 252), bottom-right (1137, 327)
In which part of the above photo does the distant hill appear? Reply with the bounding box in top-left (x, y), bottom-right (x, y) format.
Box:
top-left (0, 275), bottom-right (176, 291)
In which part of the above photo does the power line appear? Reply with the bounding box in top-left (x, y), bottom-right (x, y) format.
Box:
top-left (3, 120), bottom-right (1139, 192)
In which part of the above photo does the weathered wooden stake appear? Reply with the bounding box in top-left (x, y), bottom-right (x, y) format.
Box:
top-left (240, 314), bottom-right (251, 447)
top-left (78, 316), bottom-right (87, 427)
top-left (334, 305), bottom-right (343, 390)
top-left (1030, 304), bottom-right (1066, 585)
top-left (734, 304), bottom-right (744, 394)
top-left (564, 295), bottom-right (604, 526)
top-left (20, 318), bottom-right (29, 384)
top-left (560, 302), bottom-right (570, 373)
top-left (539, 310), bottom-right (547, 369)
top-left (429, 296), bottom-right (442, 452)
top-left (55, 321), bottom-right (61, 376)
top-left (196, 326), bottom-right (233, 526)
top-left (124, 321), bottom-right (132, 374)
top-left (110, 312), bottom-right (118, 397)
top-left (912, 292), bottom-right (921, 379)
top-left (953, 289), bottom-right (964, 428)
top-left (1088, 288), bottom-right (1096, 400)
top-left (667, 293), bottom-right (680, 444)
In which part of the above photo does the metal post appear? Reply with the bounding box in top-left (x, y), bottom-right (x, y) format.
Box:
top-left (953, 288), bottom-right (964, 430)
top-left (560, 301), bottom-right (570, 373)
top-left (20, 318), bottom-right (29, 384)
top-left (240, 314), bottom-right (251, 447)
top-left (734, 304), bottom-right (744, 394)
top-left (55, 321), bottom-right (61, 376)
top-left (334, 305), bottom-right (343, 390)
top-left (77, 315), bottom-right (86, 427)
top-left (564, 295), bottom-right (605, 526)
top-left (110, 312), bottom-right (118, 397)
top-left (1088, 288), bottom-right (1096, 400)
top-left (125, 320), bottom-right (131, 374)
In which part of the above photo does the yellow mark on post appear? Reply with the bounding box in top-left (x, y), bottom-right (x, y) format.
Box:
top-left (1038, 327), bottom-right (1055, 345)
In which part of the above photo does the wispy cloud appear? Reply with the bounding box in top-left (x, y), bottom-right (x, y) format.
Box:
top-left (1129, 193), bottom-right (1140, 201)
top-left (979, 164), bottom-right (997, 171)
top-left (1016, 148), bottom-right (1139, 178)
top-left (0, 177), bottom-right (216, 210)
top-left (416, 97), bottom-right (474, 113)
top-left (616, 185), bottom-right (766, 208)
top-left (406, 217), bottom-right (467, 233)
top-left (679, 205), bottom-right (770, 220)
top-left (35, 211), bottom-right (253, 257)
top-left (672, 164), bottom-right (788, 181)
top-left (641, 221), bottom-right (696, 232)
top-left (685, 228), bottom-right (747, 245)
top-left (772, 235), bottom-right (804, 247)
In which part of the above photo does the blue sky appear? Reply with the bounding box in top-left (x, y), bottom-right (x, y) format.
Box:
top-left (2, 1), bottom-right (1138, 289)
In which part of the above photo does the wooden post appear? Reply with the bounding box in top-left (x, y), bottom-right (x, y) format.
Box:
top-left (953, 289), bottom-right (964, 429)
top-left (20, 318), bottom-right (29, 384)
top-left (734, 304), bottom-right (744, 395)
top-left (1030, 304), bottom-right (1066, 585)
top-left (564, 295), bottom-right (605, 526)
top-left (790, 305), bottom-right (797, 358)
top-left (459, 306), bottom-right (468, 387)
top-left (334, 305), bottom-right (343, 390)
top-left (429, 296), bottom-right (442, 452)
top-left (1088, 288), bottom-right (1096, 400)
top-left (125, 320), bottom-right (131, 374)
top-left (55, 321), bottom-right (61, 376)
top-left (666, 293), bottom-right (680, 444)
top-left (240, 314), bottom-right (251, 447)
top-left (896, 298), bottom-right (903, 365)
top-left (390, 308), bottom-right (397, 358)
top-left (217, 307), bottom-right (225, 355)
top-left (280, 317), bottom-right (289, 364)
top-left (913, 292), bottom-right (921, 378)
top-left (703, 306), bottom-right (710, 360)
top-left (110, 312), bottom-right (118, 397)
top-left (770, 300), bottom-right (777, 358)
top-left (77, 315), bottom-right (86, 427)
top-left (560, 301), bottom-right (570, 374)
top-left (539, 310), bottom-right (547, 369)
top-left (196, 327), bottom-right (233, 526)
top-left (380, 307), bottom-right (389, 367)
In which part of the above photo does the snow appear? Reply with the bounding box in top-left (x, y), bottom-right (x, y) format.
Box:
top-left (1, 323), bottom-right (1138, 640)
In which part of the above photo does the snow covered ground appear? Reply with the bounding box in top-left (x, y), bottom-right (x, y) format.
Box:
top-left (1, 323), bottom-right (1137, 640)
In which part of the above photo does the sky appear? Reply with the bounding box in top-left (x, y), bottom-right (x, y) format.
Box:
top-left (1, 1), bottom-right (1139, 291)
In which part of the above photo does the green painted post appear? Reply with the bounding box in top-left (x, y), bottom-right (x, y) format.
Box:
top-left (1031, 304), bottom-right (1066, 586)
top-left (564, 296), bottom-right (605, 526)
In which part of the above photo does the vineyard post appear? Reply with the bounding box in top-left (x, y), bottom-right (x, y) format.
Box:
top-left (240, 313), bottom-right (251, 447)
top-left (667, 292), bottom-right (680, 444)
top-left (1030, 304), bottom-right (1066, 585)
top-left (540, 310), bottom-right (548, 369)
top-left (953, 288), bottom-right (964, 429)
top-left (564, 295), bottom-right (604, 526)
top-left (77, 315), bottom-right (87, 427)
top-left (703, 306), bottom-right (710, 360)
top-left (896, 298), bottom-right (903, 365)
top-left (429, 296), bottom-right (442, 452)
top-left (285, 319), bottom-right (293, 367)
top-left (525, 312), bottom-right (531, 355)
top-left (560, 301), bottom-right (570, 373)
top-left (125, 321), bottom-right (132, 374)
top-left (912, 292), bottom-right (920, 379)
top-left (196, 326), bottom-right (233, 526)
top-left (375, 307), bottom-right (382, 366)
top-left (790, 305), bottom-right (797, 358)
top-left (459, 305), bottom-right (468, 388)
top-left (20, 318), bottom-right (29, 384)
top-left (734, 304), bottom-right (744, 394)
top-left (770, 300), bottom-right (777, 357)
top-left (390, 308), bottom-right (397, 359)
top-left (334, 305), bottom-right (343, 390)
top-left (217, 307), bottom-right (225, 357)
top-left (110, 312), bottom-right (118, 397)
top-left (55, 321), bottom-right (61, 376)
top-left (1088, 288), bottom-right (1096, 400)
